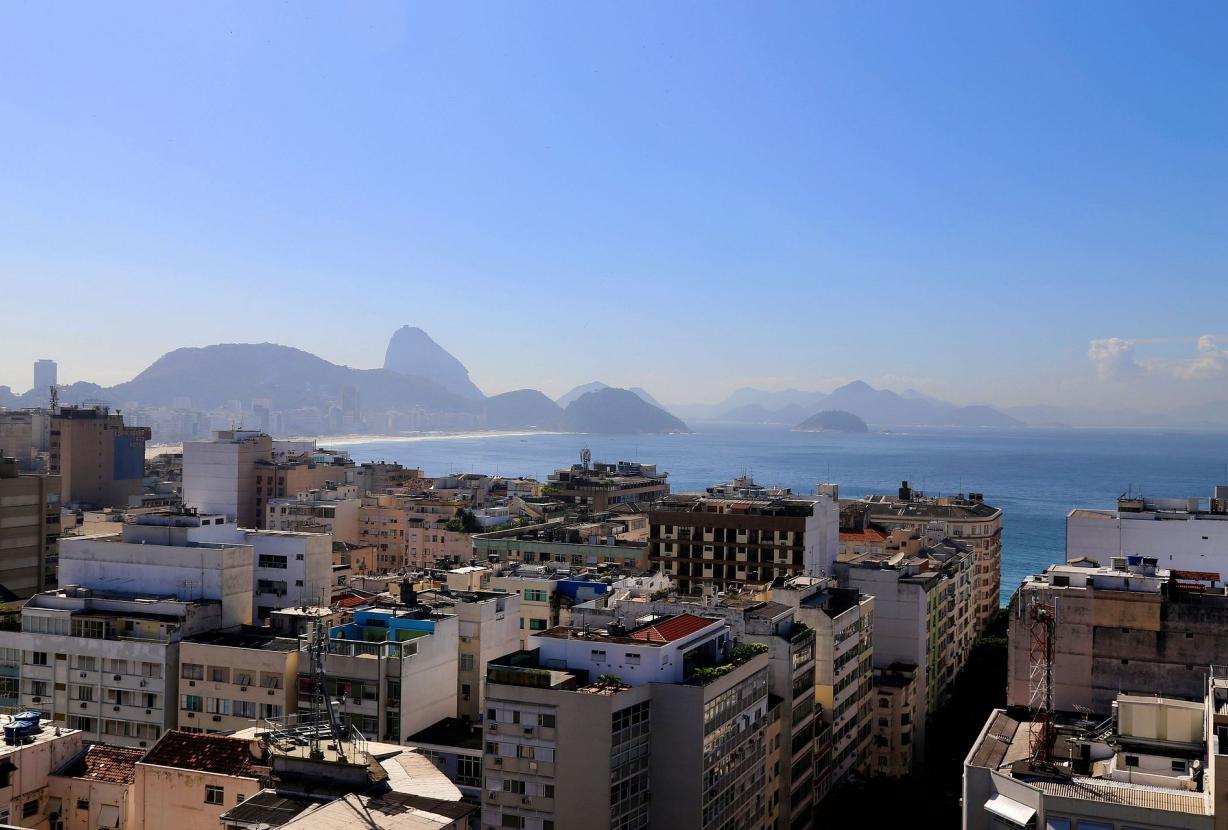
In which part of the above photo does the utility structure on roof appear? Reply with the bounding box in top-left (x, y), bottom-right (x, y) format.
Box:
top-left (1026, 595), bottom-right (1058, 768)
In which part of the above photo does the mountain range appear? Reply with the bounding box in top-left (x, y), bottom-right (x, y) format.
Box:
top-left (701, 381), bottom-right (1024, 428)
top-left (0, 328), bottom-right (689, 436)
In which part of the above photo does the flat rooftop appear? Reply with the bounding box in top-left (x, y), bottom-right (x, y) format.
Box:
top-left (533, 613), bottom-right (719, 647)
top-left (187, 627), bottom-right (300, 652)
top-left (405, 718), bottom-right (483, 752)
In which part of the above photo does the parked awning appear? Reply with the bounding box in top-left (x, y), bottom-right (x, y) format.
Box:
top-left (97, 804), bottom-right (121, 828)
top-left (985, 793), bottom-right (1036, 827)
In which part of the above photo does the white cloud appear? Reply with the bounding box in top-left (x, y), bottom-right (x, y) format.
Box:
top-left (1088, 338), bottom-right (1144, 381)
top-left (1089, 335), bottom-right (1228, 382)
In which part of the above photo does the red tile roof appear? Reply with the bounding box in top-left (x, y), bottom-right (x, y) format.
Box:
top-left (630, 613), bottom-right (716, 643)
top-left (62, 744), bottom-right (144, 784)
top-left (140, 731), bottom-right (262, 778)
top-left (840, 529), bottom-right (887, 542)
top-left (334, 593), bottom-right (369, 609)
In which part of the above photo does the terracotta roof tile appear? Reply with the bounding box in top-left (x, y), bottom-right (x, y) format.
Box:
top-left (140, 731), bottom-right (262, 778)
top-left (61, 744), bottom-right (144, 784)
top-left (630, 613), bottom-right (715, 643)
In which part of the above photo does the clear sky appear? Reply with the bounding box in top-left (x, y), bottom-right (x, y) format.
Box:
top-left (2, 2), bottom-right (1226, 409)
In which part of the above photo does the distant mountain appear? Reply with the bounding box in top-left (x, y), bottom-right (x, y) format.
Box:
top-left (562, 388), bottom-right (689, 434)
top-left (716, 387), bottom-right (828, 413)
top-left (819, 381), bottom-right (1024, 427)
top-left (713, 403), bottom-right (782, 424)
top-left (107, 343), bottom-right (473, 413)
top-left (383, 326), bottom-right (484, 400)
top-left (556, 381), bottom-right (669, 412)
top-left (794, 410), bottom-right (869, 433)
top-left (482, 390), bottom-right (564, 430)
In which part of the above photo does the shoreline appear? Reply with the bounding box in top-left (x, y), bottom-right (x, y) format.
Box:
top-left (145, 429), bottom-right (572, 458)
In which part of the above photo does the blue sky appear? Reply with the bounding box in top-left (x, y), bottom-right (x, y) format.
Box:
top-left (2, 2), bottom-right (1226, 408)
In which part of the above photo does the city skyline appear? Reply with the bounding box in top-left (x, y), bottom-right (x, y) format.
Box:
top-left (3, 2), bottom-right (1227, 410)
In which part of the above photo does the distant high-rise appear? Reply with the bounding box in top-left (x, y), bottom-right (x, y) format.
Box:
top-left (33, 359), bottom-right (57, 400)
top-left (50, 405), bottom-right (150, 508)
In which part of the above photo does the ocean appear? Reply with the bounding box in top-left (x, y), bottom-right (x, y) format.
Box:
top-left (329, 424), bottom-right (1228, 604)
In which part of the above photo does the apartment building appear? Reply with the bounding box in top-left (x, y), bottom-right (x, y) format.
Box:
top-left (183, 431), bottom-right (354, 529)
top-left (49, 742), bottom-right (144, 830)
top-left (473, 516), bottom-right (650, 571)
top-left (773, 575), bottom-right (875, 785)
top-left (1068, 484), bottom-right (1228, 576)
top-left (133, 732), bottom-right (267, 830)
top-left (358, 493), bottom-right (471, 571)
top-left (482, 614), bottom-right (774, 830)
top-left (853, 480), bottom-right (1002, 632)
top-left (49, 406), bottom-right (149, 508)
top-left (301, 607), bottom-right (459, 744)
top-left (835, 525), bottom-right (975, 764)
top-left (0, 409), bottom-right (50, 470)
top-left (963, 673), bottom-right (1228, 830)
top-left (1007, 557), bottom-right (1228, 716)
top-left (545, 458), bottom-right (669, 511)
top-left (868, 663), bottom-right (920, 778)
top-left (177, 628), bottom-right (299, 733)
top-left (490, 566), bottom-right (612, 646)
top-left (412, 587), bottom-right (520, 722)
top-left (649, 491), bottom-right (839, 594)
top-left (13, 585), bottom-right (229, 748)
top-left (0, 716), bottom-right (85, 828)
top-left (569, 593), bottom-right (819, 827)
top-left (265, 482), bottom-right (362, 543)
top-left (354, 461), bottom-right (431, 496)
top-left (0, 454), bottom-right (61, 597)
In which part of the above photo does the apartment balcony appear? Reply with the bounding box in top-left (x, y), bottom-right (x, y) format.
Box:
top-left (483, 756), bottom-right (555, 777)
top-left (0, 661), bottom-right (19, 678)
top-left (485, 791), bottom-right (555, 812)
top-left (105, 702), bottom-right (161, 722)
top-left (22, 664), bottom-right (54, 681)
top-left (105, 673), bottom-right (165, 694)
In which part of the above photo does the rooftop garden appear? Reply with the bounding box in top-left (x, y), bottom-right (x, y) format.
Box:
top-left (690, 642), bottom-right (769, 685)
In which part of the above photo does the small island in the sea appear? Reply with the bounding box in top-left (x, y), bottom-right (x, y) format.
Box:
top-left (793, 409), bottom-right (870, 433)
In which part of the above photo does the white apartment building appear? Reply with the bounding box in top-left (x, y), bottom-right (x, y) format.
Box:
top-left (182, 431), bottom-right (272, 528)
top-left (1068, 484), bottom-right (1228, 578)
top-left (0, 717), bottom-right (85, 827)
top-left (265, 483), bottom-right (362, 544)
top-left (301, 608), bottom-right (459, 744)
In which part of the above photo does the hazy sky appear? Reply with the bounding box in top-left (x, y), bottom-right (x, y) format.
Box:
top-left (2, 2), bottom-right (1227, 409)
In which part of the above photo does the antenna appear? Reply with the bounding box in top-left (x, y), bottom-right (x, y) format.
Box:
top-left (1027, 593), bottom-right (1058, 768)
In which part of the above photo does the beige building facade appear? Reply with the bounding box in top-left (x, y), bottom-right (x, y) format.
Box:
top-left (0, 454), bottom-right (61, 597)
top-left (177, 629), bottom-right (300, 734)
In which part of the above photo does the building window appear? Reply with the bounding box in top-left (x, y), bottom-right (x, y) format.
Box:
top-left (76, 799), bottom-right (89, 810)
top-left (182, 663), bottom-right (204, 680)
top-left (540, 714), bottom-right (556, 728)
top-left (28, 652), bottom-right (47, 666)
top-left (209, 667), bottom-right (230, 683)
top-left (459, 655), bottom-right (474, 672)
top-left (205, 786), bottom-right (224, 805)
top-left (500, 816), bottom-right (524, 829)
top-left (529, 619), bottom-right (547, 631)
top-left (22, 800), bottom-right (37, 818)
top-left (181, 695), bottom-right (203, 712)
top-left (258, 554), bottom-right (288, 569)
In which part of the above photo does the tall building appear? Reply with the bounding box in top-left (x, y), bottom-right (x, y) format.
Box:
top-left (33, 358), bottom-right (57, 401)
top-left (265, 482), bottom-right (362, 543)
top-left (49, 406), bottom-right (150, 508)
top-left (358, 492), bottom-right (472, 571)
top-left (0, 454), bottom-right (61, 597)
top-left (1068, 484), bottom-right (1228, 574)
top-left (963, 674), bottom-right (1228, 830)
top-left (545, 458), bottom-right (669, 511)
top-left (773, 575), bottom-right (876, 786)
top-left (183, 431), bottom-right (353, 528)
top-left (649, 490), bottom-right (839, 594)
top-left (481, 613), bottom-right (775, 830)
top-left (0, 409), bottom-right (51, 470)
top-left (835, 524), bottom-right (975, 763)
top-left (302, 606), bottom-right (459, 744)
top-left (851, 481), bottom-right (1002, 632)
top-left (1007, 557), bottom-right (1228, 715)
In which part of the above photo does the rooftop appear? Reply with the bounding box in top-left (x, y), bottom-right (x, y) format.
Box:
top-left (218, 789), bottom-right (317, 828)
top-left (404, 718), bottom-right (483, 753)
top-left (186, 627), bottom-right (301, 652)
top-left (140, 731), bottom-right (263, 778)
top-left (630, 612), bottom-right (717, 643)
top-left (56, 744), bottom-right (143, 785)
top-left (279, 792), bottom-right (474, 830)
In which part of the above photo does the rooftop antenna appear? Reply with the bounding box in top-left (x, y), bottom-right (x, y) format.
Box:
top-left (49, 386), bottom-right (59, 414)
top-left (307, 620), bottom-right (348, 763)
top-left (1027, 593), bottom-right (1058, 769)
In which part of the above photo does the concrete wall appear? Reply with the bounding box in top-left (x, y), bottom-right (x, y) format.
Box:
top-left (1069, 511), bottom-right (1228, 576)
top-left (133, 763), bottom-right (262, 830)
top-left (400, 616), bottom-right (460, 739)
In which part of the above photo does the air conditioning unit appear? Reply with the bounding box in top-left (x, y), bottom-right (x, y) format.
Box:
top-left (240, 687), bottom-right (247, 692)
top-left (493, 757), bottom-right (502, 765)
top-left (524, 726), bottom-right (534, 734)
top-left (113, 675), bottom-right (121, 681)
top-left (528, 761), bottom-right (538, 771)
top-left (187, 712), bottom-right (195, 718)
top-left (188, 681), bottom-right (195, 687)
top-left (139, 681), bottom-right (147, 687)
top-left (113, 706), bottom-right (120, 712)
top-left (212, 716), bottom-right (222, 722)
top-left (489, 723), bottom-right (498, 732)
top-left (267, 690), bottom-right (275, 696)
top-left (79, 672), bottom-right (87, 678)
top-left (80, 702), bottom-right (88, 709)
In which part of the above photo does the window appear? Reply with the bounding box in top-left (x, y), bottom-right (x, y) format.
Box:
top-left (233, 700), bottom-right (257, 719)
top-left (459, 655), bottom-right (474, 672)
top-left (0, 764), bottom-right (12, 788)
top-left (205, 698), bottom-right (230, 715)
top-left (108, 659), bottom-right (128, 675)
top-left (540, 714), bottom-right (556, 728)
top-left (182, 663), bottom-right (204, 680)
top-left (235, 672), bottom-right (253, 687)
top-left (28, 651), bottom-right (47, 666)
top-left (501, 816), bottom-right (524, 829)
top-left (258, 554), bottom-right (288, 569)
top-left (76, 799), bottom-right (89, 810)
top-left (529, 619), bottom-right (547, 631)
top-left (209, 666), bottom-right (230, 683)
top-left (502, 779), bottom-right (526, 794)
top-left (205, 786), bottom-right (225, 805)
top-left (260, 703), bottom-right (283, 719)
top-left (141, 662), bottom-right (162, 678)
top-left (76, 655), bottom-right (97, 671)
top-left (591, 649), bottom-right (607, 661)
top-left (181, 695), bottom-right (203, 712)
top-left (22, 799), bottom-right (37, 818)
top-left (236, 794), bottom-right (246, 803)
top-left (1173, 759), bottom-right (1188, 773)
top-left (260, 673), bottom-right (282, 690)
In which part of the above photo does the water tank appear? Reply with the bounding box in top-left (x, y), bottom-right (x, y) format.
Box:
top-left (3, 711), bottom-right (42, 745)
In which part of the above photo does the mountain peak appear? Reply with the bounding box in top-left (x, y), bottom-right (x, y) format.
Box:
top-left (384, 326), bottom-right (484, 400)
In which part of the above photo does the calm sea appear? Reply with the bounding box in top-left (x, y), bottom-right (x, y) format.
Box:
top-left (331, 424), bottom-right (1228, 604)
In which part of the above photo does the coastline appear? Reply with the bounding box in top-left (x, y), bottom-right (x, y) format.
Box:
top-left (145, 429), bottom-right (572, 458)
